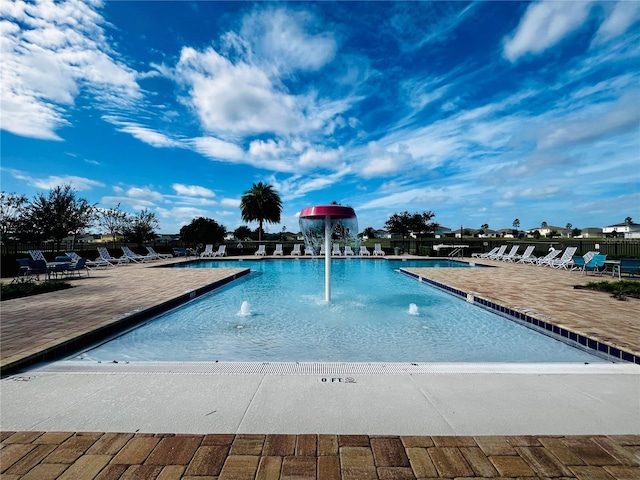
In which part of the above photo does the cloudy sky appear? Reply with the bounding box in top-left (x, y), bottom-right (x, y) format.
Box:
top-left (1, 0), bottom-right (639, 234)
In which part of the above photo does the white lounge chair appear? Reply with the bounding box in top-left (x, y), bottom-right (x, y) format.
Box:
top-left (550, 246), bottom-right (578, 269)
top-left (66, 251), bottom-right (109, 269)
top-left (472, 247), bottom-right (499, 258)
top-left (146, 246), bottom-right (172, 259)
top-left (498, 245), bottom-right (520, 261)
top-left (200, 244), bottom-right (215, 257)
top-left (359, 246), bottom-right (371, 256)
top-left (255, 245), bottom-right (266, 256)
top-left (122, 246), bottom-right (154, 263)
top-left (536, 249), bottom-right (562, 266)
top-left (512, 246), bottom-right (535, 263)
top-left (373, 244), bottom-right (385, 256)
top-left (344, 245), bottom-right (355, 256)
top-left (291, 244), bottom-right (302, 256)
top-left (304, 245), bottom-right (314, 256)
top-left (274, 244), bottom-right (284, 256)
top-left (332, 244), bottom-right (342, 256)
top-left (97, 246), bottom-right (129, 266)
top-left (212, 245), bottom-right (226, 257)
top-left (487, 245), bottom-right (507, 260)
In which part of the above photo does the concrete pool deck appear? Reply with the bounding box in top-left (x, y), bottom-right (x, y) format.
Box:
top-left (1, 255), bottom-right (639, 478)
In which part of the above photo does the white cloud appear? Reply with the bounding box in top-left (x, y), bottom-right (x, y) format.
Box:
top-left (175, 46), bottom-right (308, 136)
top-left (3, 168), bottom-right (104, 191)
top-left (239, 7), bottom-right (337, 73)
top-left (220, 198), bottom-right (240, 208)
top-left (536, 90), bottom-right (640, 151)
top-left (503, 1), bottom-right (595, 62)
top-left (191, 136), bottom-right (245, 161)
top-left (125, 186), bottom-right (164, 203)
top-left (172, 184), bottom-right (216, 197)
top-left (298, 147), bottom-right (343, 169)
top-left (0, 0), bottom-right (141, 140)
top-left (105, 119), bottom-right (183, 148)
top-left (593, 1), bottom-right (640, 45)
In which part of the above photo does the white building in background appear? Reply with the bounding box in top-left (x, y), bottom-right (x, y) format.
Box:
top-left (602, 222), bottom-right (640, 238)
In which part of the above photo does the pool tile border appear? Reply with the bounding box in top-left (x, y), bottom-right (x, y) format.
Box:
top-left (400, 269), bottom-right (639, 365)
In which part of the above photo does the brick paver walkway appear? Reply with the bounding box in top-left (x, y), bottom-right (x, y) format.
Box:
top-left (1, 432), bottom-right (639, 479)
top-left (2, 255), bottom-right (639, 478)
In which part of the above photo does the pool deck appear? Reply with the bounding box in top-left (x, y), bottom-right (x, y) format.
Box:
top-left (1, 255), bottom-right (639, 478)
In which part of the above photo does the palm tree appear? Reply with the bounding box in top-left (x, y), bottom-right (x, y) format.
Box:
top-left (240, 182), bottom-right (283, 242)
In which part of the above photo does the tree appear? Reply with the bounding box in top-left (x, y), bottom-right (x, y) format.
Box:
top-left (481, 223), bottom-right (489, 230)
top-left (541, 221), bottom-right (548, 228)
top-left (179, 217), bottom-right (226, 246)
top-left (362, 227), bottom-right (376, 239)
top-left (625, 217), bottom-right (633, 224)
top-left (240, 182), bottom-right (282, 242)
top-left (96, 204), bottom-right (128, 248)
top-left (512, 218), bottom-right (520, 229)
top-left (122, 209), bottom-right (159, 247)
top-left (19, 185), bottom-right (95, 251)
top-left (385, 211), bottom-right (412, 250)
top-left (233, 225), bottom-right (252, 241)
top-left (0, 192), bottom-right (28, 242)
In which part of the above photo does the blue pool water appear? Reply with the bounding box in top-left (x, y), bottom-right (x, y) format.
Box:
top-left (77, 259), bottom-right (604, 363)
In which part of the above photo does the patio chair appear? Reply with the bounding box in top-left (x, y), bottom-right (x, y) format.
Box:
top-left (332, 244), bottom-right (342, 256)
top-left (146, 246), bottom-right (172, 259)
top-left (512, 245), bottom-right (535, 263)
top-left (344, 245), bottom-right (355, 256)
top-left (319, 244), bottom-right (326, 255)
top-left (274, 244), bottom-right (284, 256)
top-left (97, 247), bottom-right (128, 266)
top-left (359, 246), bottom-right (371, 256)
top-left (255, 245), bottom-right (266, 256)
top-left (498, 245), bottom-right (520, 261)
top-left (304, 245), bottom-right (314, 256)
top-left (535, 249), bottom-right (562, 266)
top-left (212, 245), bottom-right (227, 257)
top-left (472, 247), bottom-right (499, 259)
top-left (28, 259), bottom-right (49, 280)
top-left (569, 252), bottom-right (597, 272)
top-left (290, 244), bottom-right (302, 256)
top-left (584, 253), bottom-right (607, 275)
top-left (612, 258), bottom-right (640, 279)
top-left (122, 246), bottom-right (154, 263)
top-left (487, 245), bottom-right (508, 260)
top-left (28, 250), bottom-right (46, 261)
top-left (65, 257), bottom-right (90, 277)
top-left (172, 247), bottom-right (187, 257)
top-left (200, 244), bottom-right (215, 257)
top-left (550, 246), bottom-right (578, 269)
top-left (66, 251), bottom-right (109, 268)
top-left (373, 244), bottom-right (386, 256)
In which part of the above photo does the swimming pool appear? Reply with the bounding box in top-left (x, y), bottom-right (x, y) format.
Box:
top-left (74, 259), bottom-right (605, 363)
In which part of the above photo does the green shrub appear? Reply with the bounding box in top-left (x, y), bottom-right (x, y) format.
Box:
top-left (582, 280), bottom-right (640, 300)
top-left (1, 278), bottom-right (73, 301)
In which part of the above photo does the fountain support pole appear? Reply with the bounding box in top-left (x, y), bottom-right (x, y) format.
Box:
top-left (299, 205), bottom-right (357, 304)
top-left (325, 214), bottom-right (331, 302)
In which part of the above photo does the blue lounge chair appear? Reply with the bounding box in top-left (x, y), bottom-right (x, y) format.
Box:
top-left (65, 257), bottom-right (89, 277)
top-left (172, 247), bottom-right (187, 257)
top-left (613, 258), bottom-right (640, 279)
top-left (584, 253), bottom-right (607, 275)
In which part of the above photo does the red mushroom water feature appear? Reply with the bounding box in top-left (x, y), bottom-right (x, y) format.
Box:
top-left (299, 205), bottom-right (359, 302)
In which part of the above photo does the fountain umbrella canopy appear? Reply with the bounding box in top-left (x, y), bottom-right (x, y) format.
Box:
top-left (299, 205), bottom-right (359, 302)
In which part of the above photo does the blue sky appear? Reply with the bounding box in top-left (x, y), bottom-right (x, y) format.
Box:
top-left (1, 0), bottom-right (639, 234)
